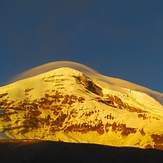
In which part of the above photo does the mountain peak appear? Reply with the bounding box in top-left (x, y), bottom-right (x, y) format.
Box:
top-left (1, 61), bottom-right (163, 150)
top-left (41, 67), bottom-right (84, 78)
top-left (9, 61), bottom-right (98, 83)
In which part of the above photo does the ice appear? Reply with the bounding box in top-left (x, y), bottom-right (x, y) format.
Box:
top-left (0, 132), bottom-right (9, 139)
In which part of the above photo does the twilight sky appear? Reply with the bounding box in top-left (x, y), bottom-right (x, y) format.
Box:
top-left (0, 0), bottom-right (163, 92)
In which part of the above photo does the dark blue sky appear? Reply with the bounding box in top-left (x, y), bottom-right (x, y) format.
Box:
top-left (0, 0), bottom-right (163, 92)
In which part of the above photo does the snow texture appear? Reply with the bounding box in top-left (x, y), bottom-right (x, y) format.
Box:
top-left (10, 61), bottom-right (163, 105)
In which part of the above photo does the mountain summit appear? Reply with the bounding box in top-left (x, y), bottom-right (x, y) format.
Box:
top-left (0, 61), bottom-right (163, 150)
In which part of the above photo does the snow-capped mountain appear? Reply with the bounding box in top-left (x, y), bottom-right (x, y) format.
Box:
top-left (0, 61), bottom-right (163, 150)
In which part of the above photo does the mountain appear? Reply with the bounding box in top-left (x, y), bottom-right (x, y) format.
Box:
top-left (0, 61), bottom-right (163, 150)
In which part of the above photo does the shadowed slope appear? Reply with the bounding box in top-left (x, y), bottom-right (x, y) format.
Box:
top-left (0, 140), bottom-right (163, 163)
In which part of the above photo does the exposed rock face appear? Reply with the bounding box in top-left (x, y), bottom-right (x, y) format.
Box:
top-left (74, 75), bottom-right (103, 96)
top-left (0, 67), bottom-right (163, 150)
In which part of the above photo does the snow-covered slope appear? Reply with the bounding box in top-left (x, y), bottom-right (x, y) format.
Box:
top-left (0, 62), bottom-right (163, 150)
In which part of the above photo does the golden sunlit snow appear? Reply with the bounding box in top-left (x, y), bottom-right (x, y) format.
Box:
top-left (0, 64), bottom-right (163, 150)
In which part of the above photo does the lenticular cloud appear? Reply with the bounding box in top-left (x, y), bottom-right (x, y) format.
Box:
top-left (10, 61), bottom-right (99, 83)
top-left (9, 60), bottom-right (163, 105)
